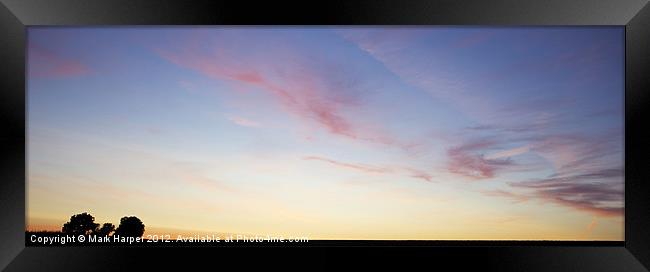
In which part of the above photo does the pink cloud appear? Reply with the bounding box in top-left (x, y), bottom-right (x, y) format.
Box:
top-left (303, 156), bottom-right (391, 174)
top-left (303, 155), bottom-right (435, 183)
top-left (473, 131), bottom-right (624, 217)
top-left (446, 139), bottom-right (514, 180)
top-left (155, 46), bottom-right (363, 141)
top-left (529, 132), bottom-right (620, 176)
top-left (227, 115), bottom-right (261, 128)
top-left (547, 194), bottom-right (622, 217)
top-left (482, 189), bottom-right (530, 203)
top-left (587, 217), bottom-right (598, 233)
top-left (154, 38), bottom-right (410, 149)
top-left (29, 44), bottom-right (91, 78)
top-left (404, 167), bottom-right (435, 182)
top-left (484, 145), bottom-right (530, 160)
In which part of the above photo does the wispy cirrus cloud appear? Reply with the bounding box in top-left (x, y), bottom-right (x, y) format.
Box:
top-left (530, 132), bottom-right (622, 176)
top-left (26, 27), bottom-right (625, 240)
top-left (446, 138), bottom-right (522, 180)
top-left (483, 166), bottom-right (623, 217)
top-left (303, 155), bottom-right (436, 183)
top-left (28, 43), bottom-right (91, 78)
top-left (339, 29), bottom-right (502, 125)
top-left (227, 115), bottom-right (261, 128)
top-left (482, 189), bottom-right (530, 203)
top-left (158, 29), bottom-right (623, 218)
top-left (484, 145), bottom-right (530, 160)
top-left (467, 128), bottom-right (625, 217)
top-left (404, 167), bottom-right (435, 182)
top-left (507, 168), bottom-right (623, 217)
top-left (154, 32), bottom-right (405, 147)
top-left (303, 156), bottom-right (391, 174)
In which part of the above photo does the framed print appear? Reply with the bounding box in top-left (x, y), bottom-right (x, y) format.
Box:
top-left (1, 0), bottom-right (649, 271)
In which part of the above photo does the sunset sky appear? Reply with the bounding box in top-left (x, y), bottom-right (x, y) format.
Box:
top-left (27, 27), bottom-right (624, 240)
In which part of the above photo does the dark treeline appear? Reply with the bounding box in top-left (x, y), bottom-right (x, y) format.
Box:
top-left (33, 212), bottom-right (145, 238)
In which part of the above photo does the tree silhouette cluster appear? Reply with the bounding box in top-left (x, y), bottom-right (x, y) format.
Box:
top-left (62, 212), bottom-right (145, 238)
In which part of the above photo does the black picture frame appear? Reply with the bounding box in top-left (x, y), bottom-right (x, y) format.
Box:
top-left (1, 0), bottom-right (649, 271)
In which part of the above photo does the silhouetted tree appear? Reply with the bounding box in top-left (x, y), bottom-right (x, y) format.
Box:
top-left (62, 212), bottom-right (99, 235)
top-left (114, 216), bottom-right (145, 237)
top-left (95, 223), bottom-right (116, 236)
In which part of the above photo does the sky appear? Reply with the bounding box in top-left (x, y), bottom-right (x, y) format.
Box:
top-left (27, 27), bottom-right (624, 240)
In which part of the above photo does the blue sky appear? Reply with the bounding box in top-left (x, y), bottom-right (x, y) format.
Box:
top-left (27, 27), bottom-right (624, 240)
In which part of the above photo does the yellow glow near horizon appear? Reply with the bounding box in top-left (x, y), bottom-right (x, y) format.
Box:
top-left (27, 27), bottom-right (624, 241)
